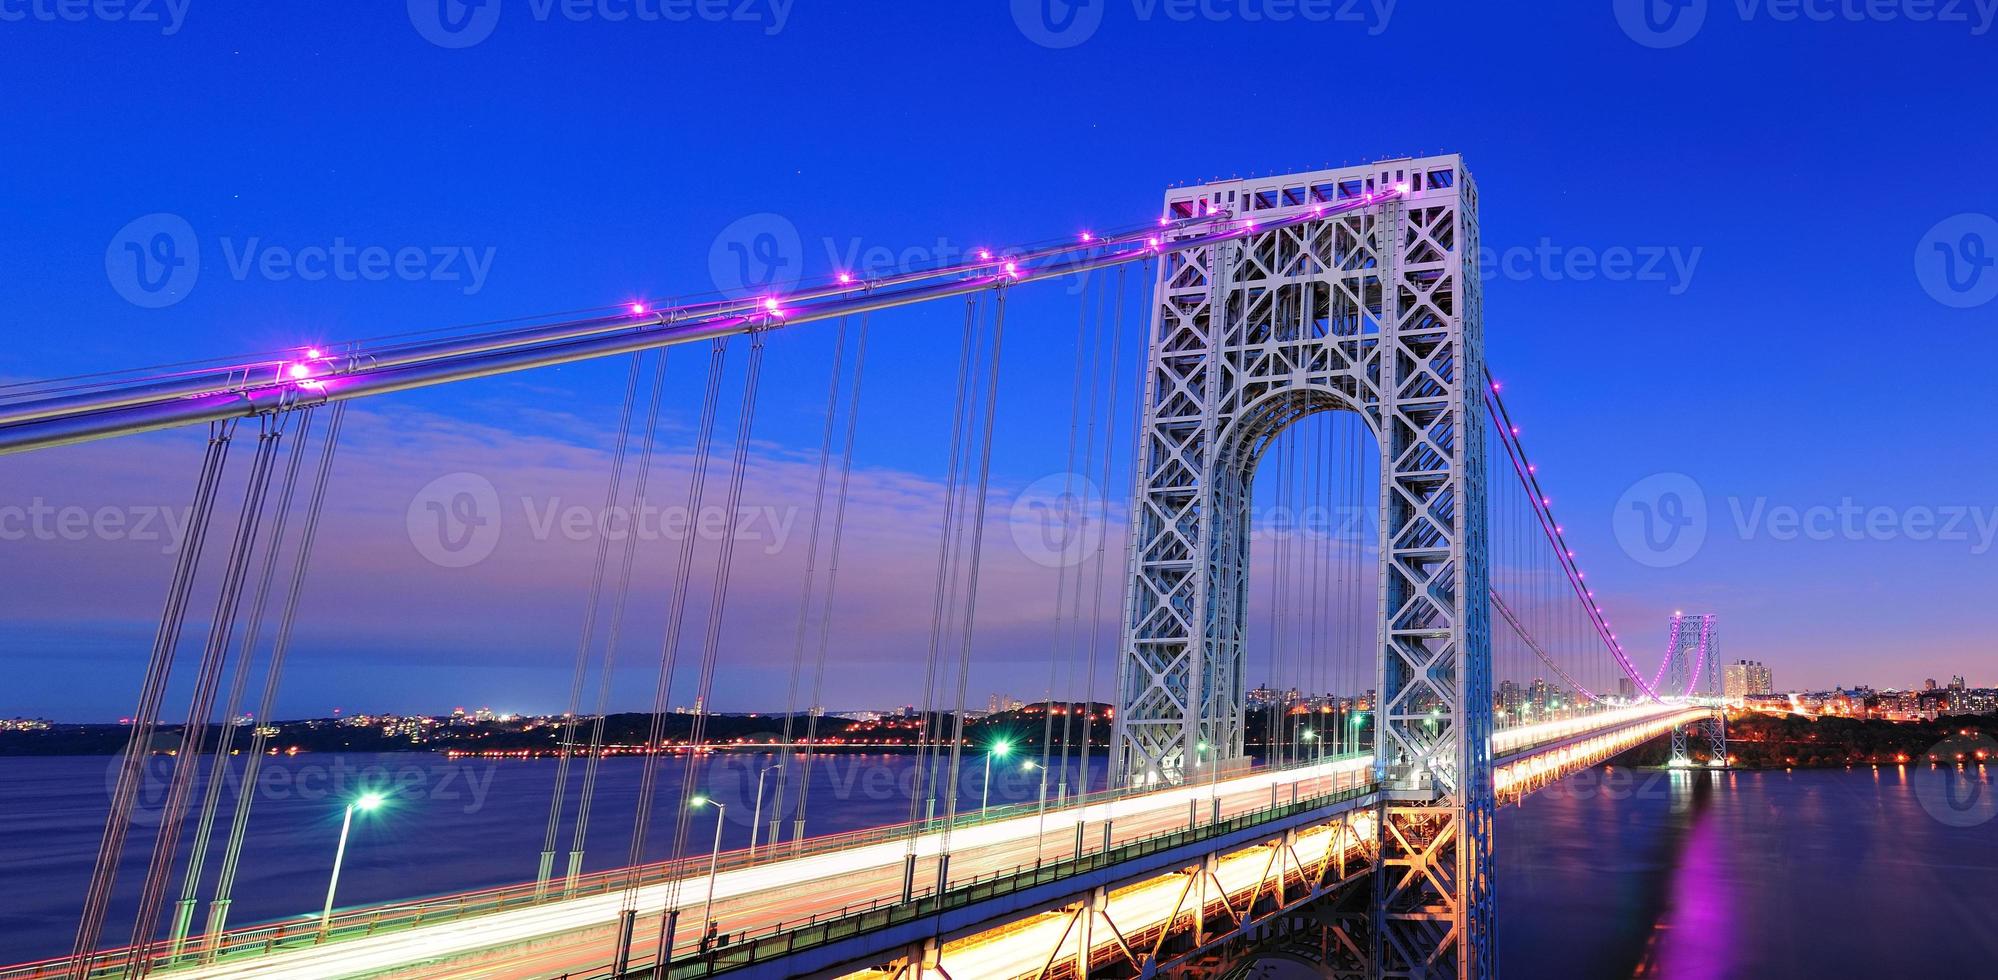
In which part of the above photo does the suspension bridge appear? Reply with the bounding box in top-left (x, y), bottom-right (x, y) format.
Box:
top-left (0, 154), bottom-right (1731, 980)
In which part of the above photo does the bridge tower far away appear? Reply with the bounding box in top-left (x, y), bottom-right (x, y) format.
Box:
top-left (1112, 154), bottom-right (1496, 976)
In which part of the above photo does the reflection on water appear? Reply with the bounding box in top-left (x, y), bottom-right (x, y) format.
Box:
top-left (2, 756), bottom-right (1995, 973)
top-left (1503, 764), bottom-right (1998, 977)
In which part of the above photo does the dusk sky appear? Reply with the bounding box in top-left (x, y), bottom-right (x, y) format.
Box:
top-left (2, 2), bottom-right (1994, 721)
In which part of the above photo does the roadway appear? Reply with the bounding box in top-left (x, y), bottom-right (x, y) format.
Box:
top-left (156, 756), bottom-right (1377, 980)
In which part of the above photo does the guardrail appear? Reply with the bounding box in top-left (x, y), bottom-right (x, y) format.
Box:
top-left (633, 778), bottom-right (1381, 979)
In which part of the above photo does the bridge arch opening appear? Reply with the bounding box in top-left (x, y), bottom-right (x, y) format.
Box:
top-left (1224, 389), bottom-right (1383, 773)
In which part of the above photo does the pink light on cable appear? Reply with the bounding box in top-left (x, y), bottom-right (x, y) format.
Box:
top-left (1080, 232), bottom-right (1093, 242)
top-left (305, 348), bottom-right (323, 359)
top-left (977, 249), bottom-right (992, 261)
top-left (837, 273), bottom-right (853, 284)
top-left (629, 303), bottom-right (646, 315)
top-left (287, 363), bottom-right (312, 380)
top-left (763, 297), bottom-right (781, 314)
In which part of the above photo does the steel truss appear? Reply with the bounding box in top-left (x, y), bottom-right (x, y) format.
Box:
top-left (864, 811), bottom-right (1380, 980)
top-left (1113, 156), bottom-right (1494, 977)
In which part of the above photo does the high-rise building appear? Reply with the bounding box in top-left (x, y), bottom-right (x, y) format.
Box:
top-left (1723, 660), bottom-right (1773, 700)
top-left (1949, 675), bottom-right (1967, 691)
top-left (1925, 678), bottom-right (1939, 691)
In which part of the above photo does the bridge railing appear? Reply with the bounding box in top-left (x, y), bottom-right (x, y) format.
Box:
top-left (631, 777), bottom-right (1382, 979)
top-left (1, 751), bottom-right (1366, 980)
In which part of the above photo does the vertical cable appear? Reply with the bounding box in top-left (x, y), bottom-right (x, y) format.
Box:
top-left (538, 354), bottom-right (644, 896)
top-left (202, 403), bottom-right (346, 953)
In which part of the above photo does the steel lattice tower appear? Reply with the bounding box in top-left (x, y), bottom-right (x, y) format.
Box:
top-left (1666, 612), bottom-right (1729, 767)
top-left (1112, 154), bottom-right (1494, 977)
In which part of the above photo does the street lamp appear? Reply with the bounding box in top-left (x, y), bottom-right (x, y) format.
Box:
top-left (690, 795), bottom-right (727, 952)
top-left (981, 739), bottom-right (1014, 819)
top-left (318, 791), bottom-right (386, 937)
top-left (746, 763), bottom-right (781, 859)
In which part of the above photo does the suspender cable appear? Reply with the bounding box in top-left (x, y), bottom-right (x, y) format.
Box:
top-left (660, 333), bottom-right (767, 961)
top-left (1057, 274), bottom-right (1108, 802)
top-left (622, 340), bottom-right (728, 906)
top-left (568, 350), bottom-right (669, 894)
top-left (127, 414), bottom-right (289, 977)
top-left (537, 354), bottom-right (645, 897)
top-left (791, 313), bottom-right (870, 849)
top-left (1076, 264), bottom-right (1128, 809)
top-left (935, 287), bottom-right (1007, 872)
top-left (166, 407), bottom-right (315, 959)
top-left (1037, 276), bottom-right (1094, 821)
top-left (70, 422), bottom-right (234, 979)
top-left (771, 318), bottom-right (852, 852)
top-left (201, 403), bottom-right (345, 953)
top-left (903, 296), bottom-right (981, 863)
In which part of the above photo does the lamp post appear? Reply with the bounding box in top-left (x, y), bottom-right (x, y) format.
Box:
top-left (690, 796), bottom-right (727, 953)
top-left (318, 791), bottom-right (386, 938)
top-left (746, 763), bottom-right (780, 858)
top-left (981, 739), bottom-right (1013, 819)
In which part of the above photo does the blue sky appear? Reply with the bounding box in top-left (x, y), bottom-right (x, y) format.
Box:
top-left (1, 2), bottom-right (1994, 719)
